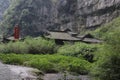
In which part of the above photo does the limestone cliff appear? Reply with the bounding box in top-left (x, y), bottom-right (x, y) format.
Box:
top-left (0, 0), bottom-right (120, 36)
top-left (56, 0), bottom-right (120, 32)
top-left (0, 0), bottom-right (10, 21)
top-left (0, 0), bottom-right (54, 36)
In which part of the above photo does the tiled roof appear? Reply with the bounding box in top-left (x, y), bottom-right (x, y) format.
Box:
top-left (45, 31), bottom-right (103, 43)
top-left (82, 38), bottom-right (103, 43)
top-left (45, 32), bottom-right (81, 41)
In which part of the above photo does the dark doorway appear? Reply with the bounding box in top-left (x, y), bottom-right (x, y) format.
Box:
top-left (55, 39), bottom-right (64, 45)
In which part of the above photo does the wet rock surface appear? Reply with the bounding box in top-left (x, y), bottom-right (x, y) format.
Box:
top-left (7, 65), bottom-right (40, 80)
top-left (0, 62), bottom-right (90, 80)
top-left (0, 62), bottom-right (40, 80)
top-left (43, 73), bottom-right (90, 80)
top-left (0, 62), bottom-right (12, 80)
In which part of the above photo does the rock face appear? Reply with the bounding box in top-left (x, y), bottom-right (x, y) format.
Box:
top-left (0, 0), bottom-right (55, 36)
top-left (56, 0), bottom-right (120, 32)
top-left (0, 0), bottom-right (120, 36)
top-left (0, 0), bottom-right (10, 21)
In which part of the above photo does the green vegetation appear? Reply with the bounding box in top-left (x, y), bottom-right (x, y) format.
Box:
top-left (0, 37), bottom-right (56, 54)
top-left (58, 42), bottom-right (100, 62)
top-left (90, 17), bottom-right (120, 80)
top-left (92, 17), bottom-right (120, 40)
top-left (91, 42), bottom-right (120, 80)
top-left (0, 53), bottom-right (91, 74)
top-left (0, 16), bottom-right (120, 80)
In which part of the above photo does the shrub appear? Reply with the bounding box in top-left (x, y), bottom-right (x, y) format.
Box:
top-left (24, 37), bottom-right (56, 54)
top-left (7, 41), bottom-right (28, 53)
top-left (92, 17), bottom-right (120, 40)
top-left (91, 49), bottom-right (120, 80)
top-left (90, 27), bottom-right (120, 80)
top-left (0, 37), bottom-right (56, 54)
top-left (67, 59), bottom-right (91, 74)
top-left (57, 42), bottom-right (99, 62)
top-left (0, 53), bottom-right (25, 65)
top-left (28, 58), bottom-right (55, 73)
